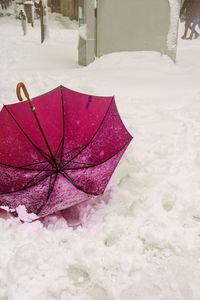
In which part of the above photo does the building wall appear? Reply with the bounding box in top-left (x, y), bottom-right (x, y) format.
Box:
top-left (60, 0), bottom-right (78, 20)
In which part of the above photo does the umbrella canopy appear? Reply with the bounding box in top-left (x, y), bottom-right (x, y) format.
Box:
top-left (0, 83), bottom-right (133, 218)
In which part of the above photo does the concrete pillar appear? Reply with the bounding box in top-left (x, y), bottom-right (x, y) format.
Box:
top-left (78, 0), bottom-right (96, 66)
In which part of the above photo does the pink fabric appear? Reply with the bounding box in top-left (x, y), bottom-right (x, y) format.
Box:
top-left (0, 86), bottom-right (133, 218)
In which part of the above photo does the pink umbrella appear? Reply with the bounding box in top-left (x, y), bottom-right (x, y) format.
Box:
top-left (0, 83), bottom-right (133, 218)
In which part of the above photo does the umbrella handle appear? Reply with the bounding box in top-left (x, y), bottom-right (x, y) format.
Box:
top-left (16, 82), bottom-right (35, 111)
top-left (16, 82), bottom-right (30, 102)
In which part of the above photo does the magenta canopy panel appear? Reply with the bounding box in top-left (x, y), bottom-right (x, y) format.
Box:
top-left (0, 86), bottom-right (133, 217)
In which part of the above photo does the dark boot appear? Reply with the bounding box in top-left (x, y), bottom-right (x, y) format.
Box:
top-left (187, 33), bottom-right (193, 40)
top-left (181, 34), bottom-right (187, 39)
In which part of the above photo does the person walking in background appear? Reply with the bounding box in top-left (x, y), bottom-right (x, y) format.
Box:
top-left (187, 0), bottom-right (200, 39)
top-left (179, 0), bottom-right (198, 39)
top-left (19, 9), bottom-right (27, 35)
top-left (0, 0), bottom-right (6, 9)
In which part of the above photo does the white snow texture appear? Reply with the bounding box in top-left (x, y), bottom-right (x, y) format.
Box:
top-left (0, 5), bottom-right (200, 300)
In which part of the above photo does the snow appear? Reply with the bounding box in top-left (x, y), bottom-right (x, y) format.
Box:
top-left (167, 0), bottom-right (180, 51)
top-left (1, 8), bottom-right (200, 300)
top-left (24, 1), bottom-right (34, 5)
top-left (16, 205), bottom-right (39, 222)
top-left (79, 24), bottom-right (87, 40)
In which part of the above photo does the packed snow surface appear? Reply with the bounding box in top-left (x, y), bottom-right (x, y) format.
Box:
top-left (0, 9), bottom-right (200, 300)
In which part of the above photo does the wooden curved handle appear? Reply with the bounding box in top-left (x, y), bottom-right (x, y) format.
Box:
top-left (16, 82), bottom-right (30, 102)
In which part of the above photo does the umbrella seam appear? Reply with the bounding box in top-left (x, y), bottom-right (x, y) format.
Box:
top-left (62, 139), bottom-right (132, 171)
top-left (36, 172), bottom-right (58, 214)
top-left (62, 144), bottom-right (88, 158)
top-left (59, 86), bottom-right (65, 167)
top-left (4, 105), bottom-right (52, 165)
top-left (61, 97), bottom-right (115, 169)
top-left (21, 164), bottom-right (51, 190)
top-left (61, 170), bottom-right (99, 196)
top-left (0, 172), bottom-right (53, 195)
top-left (54, 137), bottom-right (63, 157)
top-left (0, 161), bottom-right (50, 172)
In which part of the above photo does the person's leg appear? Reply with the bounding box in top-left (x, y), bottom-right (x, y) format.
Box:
top-left (182, 19), bottom-right (191, 39)
top-left (191, 17), bottom-right (200, 34)
top-left (187, 17), bottom-right (200, 39)
top-left (194, 17), bottom-right (200, 38)
top-left (193, 17), bottom-right (200, 39)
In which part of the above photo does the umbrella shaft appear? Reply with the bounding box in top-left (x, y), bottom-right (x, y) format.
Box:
top-left (32, 110), bottom-right (58, 169)
top-left (16, 82), bottom-right (58, 170)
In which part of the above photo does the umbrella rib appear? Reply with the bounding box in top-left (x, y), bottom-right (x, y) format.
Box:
top-left (14, 160), bottom-right (48, 168)
top-left (21, 164), bottom-right (51, 190)
top-left (62, 97), bottom-right (115, 168)
top-left (4, 106), bottom-right (52, 165)
top-left (54, 137), bottom-right (63, 157)
top-left (47, 171), bottom-right (54, 198)
top-left (0, 161), bottom-right (50, 172)
top-left (61, 160), bottom-right (95, 166)
top-left (81, 96), bottom-right (114, 147)
top-left (61, 170), bottom-right (99, 196)
top-left (0, 172), bottom-right (53, 195)
top-left (0, 161), bottom-right (50, 171)
top-left (62, 140), bottom-right (131, 171)
top-left (59, 86), bottom-right (65, 165)
top-left (62, 144), bottom-right (87, 158)
top-left (36, 172), bottom-right (58, 215)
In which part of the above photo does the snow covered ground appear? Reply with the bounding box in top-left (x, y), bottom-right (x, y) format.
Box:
top-left (0, 8), bottom-right (200, 300)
